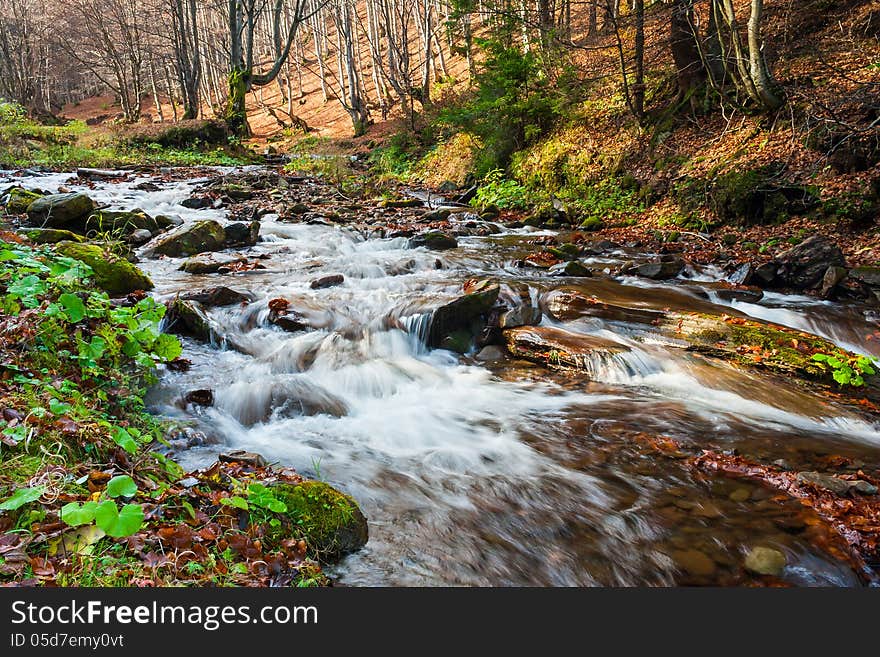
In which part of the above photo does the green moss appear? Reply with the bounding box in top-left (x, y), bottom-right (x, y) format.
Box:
top-left (4, 187), bottom-right (43, 214)
top-left (268, 481), bottom-right (368, 561)
top-left (54, 241), bottom-right (153, 295)
top-left (18, 228), bottom-right (83, 244)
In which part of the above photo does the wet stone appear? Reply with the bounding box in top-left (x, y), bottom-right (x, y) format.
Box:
top-left (796, 471), bottom-right (851, 496)
top-left (729, 488), bottom-right (751, 503)
top-left (744, 546), bottom-right (786, 576)
top-left (310, 274), bottom-right (345, 289)
top-left (671, 549), bottom-right (717, 577)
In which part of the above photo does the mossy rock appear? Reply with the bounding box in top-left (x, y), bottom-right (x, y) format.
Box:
top-left (55, 241), bottom-right (153, 295)
top-left (84, 209), bottom-right (172, 236)
top-left (268, 481), bottom-right (368, 561)
top-left (427, 282), bottom-right (500, 351)
top-left (3, 187), bottom-right (44, 214)
top-left (148, 220), bottom-right (226, 257)
top-left (164, 299), bottom-right (212, 341)
top-left (26, 193), bottom-right (95, 227)
top-left (409, 231), bottom-right (458, 251)
top-left (579, 217), bottom-right (605, 231)
top-left (18, 228), bottom-right (83, 244)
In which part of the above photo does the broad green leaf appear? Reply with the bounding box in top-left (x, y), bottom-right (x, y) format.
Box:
top-left (153, 333), bottom-right (182, 361)
top-left (0, 486), bottom-right (45, 511)
top-left (122, 338), bottom-right (141, 357)
top-left (267, 499), bottom-right (288, 513)
top-left (94, 500), bottom-right (144, 537)
top-left (105, 475), bottom-right (138, 499)
top-left (220, 496), bottom-right (249, 511)
top-left (833, 369), bottom-right (851, 385)
top-left (60, 501), bottom-right (98, 527)
top-left (811, 353), bottom-right (828, 362)
top-left (110, 426), bottom-right (138, 454)
top-left (59, 293), bottom-right (86, 322)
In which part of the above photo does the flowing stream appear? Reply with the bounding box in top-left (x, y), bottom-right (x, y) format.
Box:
top-left (6, 166), bottom-right (880, 586)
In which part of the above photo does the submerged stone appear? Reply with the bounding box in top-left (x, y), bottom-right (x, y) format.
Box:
top-left (744, 546), bottom-right (786, 576)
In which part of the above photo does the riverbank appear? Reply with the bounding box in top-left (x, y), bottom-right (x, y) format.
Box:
top-left (0, 228), bottom-right (367, 587)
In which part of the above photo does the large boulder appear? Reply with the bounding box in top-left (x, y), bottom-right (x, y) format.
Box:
top-left (267, 481), bottom-right (368, 561)
top-left (146, 220), bottom-right (226, 258)
top-left (774, 236), bottom-right (845, 290)
top-left (54, 241), bottom-right (153, 295)
top-left (427, 280), bottom-right (500, 352)
top-left (26, 193), bottom-right (94, 227)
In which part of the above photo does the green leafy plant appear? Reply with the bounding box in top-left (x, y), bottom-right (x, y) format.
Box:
top-left (812, 352), bottom-right (877, 387)
top-left (0, 486), bottom-right (45, 511)
top-left (60, 475), bottom-right (144, 538)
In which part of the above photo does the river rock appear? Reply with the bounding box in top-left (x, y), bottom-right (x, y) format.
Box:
top-left (224, 220), bottom-right (260, 247)
top-left (83, 209), bottom-right (173, 235)
top-left (310, 274), bottom-right (344, 289)
top-left (819, 265), bottom-right (849, 298)
top-left (796, 471), bottom-right (851, 496)
top-left (164, 299), bottom-right (213, 341)
top-left (775, 236), bottom-right (845, 290)
top-left (671, 549), bottom-right (717, 577)
top-left (26, 193), bottom-right (94, 227)
top-left (495, 284), bottom-right (542, 330)
top-left (267, 481), bottom-right (368, 560)
top-left (184, 389), bottom-right (214, 407)
top-left (752, 261), bottom-right (779, 287)
top-left (634, 257), bottom-right (684, 280)
top-left (180, 252), bottom-right (247, 274)
top-left (380, 198), bottom-right (422, 208)
top-left (422, 208), bottom-right (451, 222)
top-left (2, 186), bottom-right (43, 214)
top-left (475, 345), bottom-right (507, 361)
top-left (714, 287), bottom-right (764, 303)
top-left (147, 220), bottom-right (227, 257)
top-left (744, 546), bottom-right (786, 576)
top-left (549, 260), bottom-right (593, 277)
top-left (503, 325), bottom-right (629, 372)
top-left (180, 196), bottom-right (213, 209)
top-left (427, 281), bottom-right (500, 352)
top-left (54, 241), bottom-right (153, 295)
top-left (179, 286), bottom-right (252, 307)
top-left (126, 228), bottom-right (154, 245)
top-left (409, 231), bottom-right (458, 251)
top-left (728, 262), bottom-right (754, 285)
top-left (17, 228), bottom-right (83, 244)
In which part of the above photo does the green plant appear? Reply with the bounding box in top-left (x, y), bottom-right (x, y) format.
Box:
top-left (471, 169), bottom-right (533, 210)
top-left (60, 475), bottom-right (144, 538)
top-left (221, 482), bottom-right (289, 528)
top-left (812, 352), bottom-right (876, 387)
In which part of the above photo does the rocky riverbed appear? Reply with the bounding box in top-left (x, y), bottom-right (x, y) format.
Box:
top-left (3, 164), bottom-right (880, 586)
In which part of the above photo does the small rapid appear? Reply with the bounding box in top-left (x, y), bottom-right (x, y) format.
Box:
top-left (4, 166), bottom-right (879, 586)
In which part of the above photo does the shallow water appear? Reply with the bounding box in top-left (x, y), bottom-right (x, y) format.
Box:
top-left (5, 167), bottom-right (879, 586)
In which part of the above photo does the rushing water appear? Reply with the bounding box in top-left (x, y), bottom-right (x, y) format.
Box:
top-left (5, 167), bottom-right (880, 586)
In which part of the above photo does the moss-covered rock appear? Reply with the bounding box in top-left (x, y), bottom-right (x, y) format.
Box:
top-left (268, 481), bottom-right (368, 561)
top-left (408, 230), bottom-right (458, 250)
top-left (84, 209), bottom-right (173, 236)
top-left (17, 228), bottom-right (83, 244)
top-left (54, 241), bottom-right (153, 295)
top-left (427, 280), bottom-right (500, 351)
top-left (163, 298), bottom-right (212, 341)
top-left (26, 193), bottom-right (95, 227)
top-left (147, 220), bottom-right (226, 258)
top-left (2, 186), bottom-right (44, 214)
